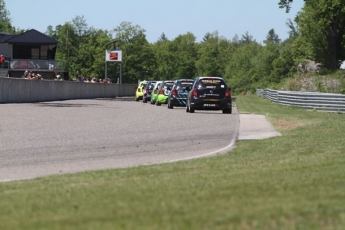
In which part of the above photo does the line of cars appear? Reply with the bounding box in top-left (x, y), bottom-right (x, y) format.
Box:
top-left (135, 77), bottom-right (232, 114)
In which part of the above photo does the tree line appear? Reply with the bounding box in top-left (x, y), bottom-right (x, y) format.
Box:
top-left (1, 0), bottom-right (345, 94)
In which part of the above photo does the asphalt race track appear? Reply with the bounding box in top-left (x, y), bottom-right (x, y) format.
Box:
top-left (0, 98), bottom-right (239, 182)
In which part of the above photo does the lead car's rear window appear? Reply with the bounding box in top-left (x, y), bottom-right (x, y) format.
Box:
top-left (177, 82), bottom-right (194, 90)
top-left (197, 79), bottom-right (227, 90)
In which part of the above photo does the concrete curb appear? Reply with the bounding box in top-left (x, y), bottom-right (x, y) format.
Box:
top-left (238, 113), bottom-right (282, 140)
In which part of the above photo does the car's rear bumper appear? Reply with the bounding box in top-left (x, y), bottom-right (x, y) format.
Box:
top-left (157, 95), bottom-right (168, 104)
top-left (143, 94), bottom-right (151, 101)
top-left (170, 97), bottom-right (187, 106)
top-left (151, 95), bottom-right (158, 102)
top-left (191, 98), bottom-right (232, 110)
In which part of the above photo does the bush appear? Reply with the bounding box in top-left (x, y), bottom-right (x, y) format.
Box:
top-left (285, 78), bottom-right (302, 91)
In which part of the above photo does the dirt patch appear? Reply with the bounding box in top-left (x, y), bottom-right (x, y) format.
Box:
top-left (273, 119), bottom-right (305, 130)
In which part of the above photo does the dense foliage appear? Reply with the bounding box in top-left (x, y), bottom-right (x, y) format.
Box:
top-left (0, 0), bottom-right (23, 34)
top-left (3, 1), bottom-right (345, 94)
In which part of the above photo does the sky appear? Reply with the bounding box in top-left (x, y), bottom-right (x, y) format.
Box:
top-left (6, 0), bottom-right (304, 44)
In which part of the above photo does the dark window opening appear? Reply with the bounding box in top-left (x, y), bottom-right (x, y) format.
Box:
top-left (13, 45), bottom-right (54, 60)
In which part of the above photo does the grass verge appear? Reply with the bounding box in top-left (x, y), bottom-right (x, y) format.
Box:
top-left (1, 95), bottom-right (345, 230)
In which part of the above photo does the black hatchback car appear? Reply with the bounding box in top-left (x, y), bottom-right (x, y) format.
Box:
top-left (143, 80), bottom-right (157, 103)
top-left (167, 79), bottom-right (194, 109)
top-left (186, 77), bottom-right (232, 114)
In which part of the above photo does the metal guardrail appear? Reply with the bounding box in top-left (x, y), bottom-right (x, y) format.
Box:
top-left (256, 89), bottom-right (345, 113)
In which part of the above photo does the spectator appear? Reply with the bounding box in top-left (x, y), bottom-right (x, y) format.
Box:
top-left (22, 70), bottom-right (28, 78)
top-left (37, 74), bottom-right (43, 80)
top-left (25, 71), bottom-right (33, 80)
top-left (0, 55), bottom-right (4, 68)
top-left (29, 72), bottom-right (36, 80)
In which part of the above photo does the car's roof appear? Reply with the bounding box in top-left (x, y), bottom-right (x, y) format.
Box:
top-left (174, 79), bottom-right (194, 82)
top-left (197, 76), bottom-right (224, 80)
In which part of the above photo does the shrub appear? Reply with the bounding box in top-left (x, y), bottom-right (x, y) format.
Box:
top-left (285, 78), bottom-right (302, 91)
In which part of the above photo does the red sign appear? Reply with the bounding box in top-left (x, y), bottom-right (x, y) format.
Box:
top-left (110, 52), bottom-right (118, 60)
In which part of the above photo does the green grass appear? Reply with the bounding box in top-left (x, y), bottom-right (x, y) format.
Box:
top-left (1, 95), bottom-right (345, 230)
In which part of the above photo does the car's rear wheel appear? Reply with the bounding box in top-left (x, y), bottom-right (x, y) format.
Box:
top-left (189, 104), bottom-right (195, 113)
top-left (168, 100), bottom-right (173, 109)
top-left (222, 107), bottom-right (232, 114)
top-left (150, 100), bottom-right (154, 104)
top-left (186, 104), bottom-right (189, 112)
top-left (156, 101), bottom-right (161, 106)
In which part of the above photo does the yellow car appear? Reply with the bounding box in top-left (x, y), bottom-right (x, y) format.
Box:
top-left (135, 80), bottom-right (147, 101)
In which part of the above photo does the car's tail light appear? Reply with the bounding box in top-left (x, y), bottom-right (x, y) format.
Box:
top-left (146, 89), bottom-right (149, 94)
top-left (224, 89), bottom-right (231, 98)
top-left (171, 89), bottom-right (177, 97)
top-left (192, 89), bottom-right (198, 97)
top-left (154, 90), bottom-right (157, 94)
top-left (138, 88), bottom-right (141, 92)
top-left (159, 89), bottom-right (163, 94)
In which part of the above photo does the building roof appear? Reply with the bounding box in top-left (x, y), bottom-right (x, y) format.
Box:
top-left (0, 35), bottom-right (16, 43)
top-left (0, 29), bottom-right (58, 44)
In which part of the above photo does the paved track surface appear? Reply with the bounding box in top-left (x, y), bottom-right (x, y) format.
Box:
top-left (0, 98), bottom-right (239, 181)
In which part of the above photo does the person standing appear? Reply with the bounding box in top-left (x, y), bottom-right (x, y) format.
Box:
top-left (0, 55), bottom-right (4, 68)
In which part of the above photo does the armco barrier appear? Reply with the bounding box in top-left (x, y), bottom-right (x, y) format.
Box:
top-left (0, 77), bottom-right (137, 103)
top-left (256, 88), bottom-right (345, 113)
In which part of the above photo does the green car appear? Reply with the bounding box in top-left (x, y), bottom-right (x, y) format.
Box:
top-left (150, 81), bottom-right (162, 105)
top-left (156, 80), bottom-right (174, 105)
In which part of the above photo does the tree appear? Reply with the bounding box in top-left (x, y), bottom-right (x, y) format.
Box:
top-left (153, 33), bottom-right (175, 79)
top-left (0, 0), bottom-right (16, 33)
top-left (176, 33), bottom-right (197, 79)
top-left (232, 34), bottom-right (239, 43)
top-left (158, 33), bottom-right (168, 42)
top-left (113, 22), bottom-right (156, 83)
top-left (290, 10), bottom-right (327, 67)
top-left (72, 15), bottom-right (88, 37)
top-left (278, 0), bottom-right (294, 13)
top-left (286, 18), bottom-right (299, 39)
top-left (224, 42), bottom-right (261, 94)
top-left (240, 31), bottom-right (256, 45)
top-left (279, 0), bottom-right (345, 70)
top-left (196, 31), bottom-right (224, 77)
top-left (202, 32), bottom-right (213, 42)
top-left (264, 29), bottom-right (281, 44)
top-left (196, 43), bottom-right (221, 76)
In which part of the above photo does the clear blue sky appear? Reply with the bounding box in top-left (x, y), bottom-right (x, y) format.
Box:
top-left (6, 0), bottom-right (304, 44)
